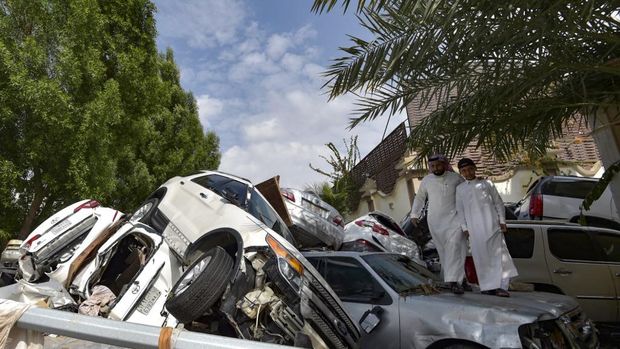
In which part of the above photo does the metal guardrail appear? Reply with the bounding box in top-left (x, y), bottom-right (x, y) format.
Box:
top-left (14, 304), bottom-right (296, 349)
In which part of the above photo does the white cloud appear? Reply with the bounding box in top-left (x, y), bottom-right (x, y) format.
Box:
top-left (196, 95), bottom-right (224, 128)
top-left (155, 0), bottom-right (247, 48)
top-left (155, 1), bottom-right (406, 189)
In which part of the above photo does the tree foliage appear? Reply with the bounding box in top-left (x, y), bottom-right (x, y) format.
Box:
top-left (311, 0), bottom-right (620, 161)
top-left (309, 136), bottom-right (361, 215)
top-left (0, 0), bottom-right (220, 239)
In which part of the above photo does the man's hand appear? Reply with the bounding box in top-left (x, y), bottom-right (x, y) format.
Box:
top-left (411, 217), bottom-right (419, 226)
top-left (500, 223), bottom-right (507, 233)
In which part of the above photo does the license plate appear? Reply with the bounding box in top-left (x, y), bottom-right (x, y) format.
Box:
top-left (136, 287), bottom-right (161, 315)
top-left (48, 219), bottom-right (72, 235)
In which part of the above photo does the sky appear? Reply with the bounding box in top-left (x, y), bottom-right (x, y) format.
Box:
top-left (153, 0), bottom-right (407, 188)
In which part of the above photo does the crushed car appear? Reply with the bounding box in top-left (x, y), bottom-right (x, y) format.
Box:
top-left (280, 187), bottom-right (345, 250)
top-left (342, 211), bottom-right (423, 266)
top-left (17, 200), bottom-right (124, 284)
top-left (125, 171), bottom-right (360, 348)
top-left (0, 239), bottom-right (22, 285)
top-left (305, 251), bottom-right (599, 349)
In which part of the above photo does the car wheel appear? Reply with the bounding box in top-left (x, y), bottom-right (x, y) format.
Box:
top-left (130, 198), bottom-right (159, 224)
top-left (440, 342), bottom-right (486, 349)
top-left (165, 246), bottom-right (234, 323)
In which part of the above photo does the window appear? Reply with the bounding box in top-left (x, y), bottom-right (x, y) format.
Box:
top-left (319, 257), bottom-right (390, 305)
top-left (505, 228), bottom-right (535, 258)
top-left (593, 232), bottom-right (620, 263)
top-left (541, 179), bottom-right (597, 199)
top-left (247, 189), bottom-right (294, 242)
top-left (548, 229), bottom-right (599, 261)
top-left (192, 174), bottom-right (248, 207)
top-left (363, 254), bottom-right (434, 293)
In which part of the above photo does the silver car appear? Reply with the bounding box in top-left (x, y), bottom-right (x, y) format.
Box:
top-left (281, 187), bottom-right (345, 250)
top-left (343, 211), bottom-right (423, 265)
top-left (304, 251), bottom-right (598, 349)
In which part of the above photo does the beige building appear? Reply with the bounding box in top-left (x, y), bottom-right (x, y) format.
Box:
top-left (346, 101), bottom-right (604, 222)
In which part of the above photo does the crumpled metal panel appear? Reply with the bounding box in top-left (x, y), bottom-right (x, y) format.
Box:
top-left (0, 279), bottom-right (76, 309)
top-left (399, 291), bottom-right (582, 348)
top-left (343, 220), bottom-right (423, 264)
top-left (286, 202), bottom-right (344, 250)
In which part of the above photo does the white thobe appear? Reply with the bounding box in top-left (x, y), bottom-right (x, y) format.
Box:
top-left (410, 172), bottom-right (466, 282)
top-left (456, 179), bottom-right (518, 291)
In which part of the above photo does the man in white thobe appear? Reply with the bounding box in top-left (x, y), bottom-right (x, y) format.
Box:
top-left (455, 158), bottom-right (518, 297)
top-left (411, 155), bottom-right (467, 294)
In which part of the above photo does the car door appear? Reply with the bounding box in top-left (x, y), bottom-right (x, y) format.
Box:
top-left (543, 227), bottom-right (616, 322)
top-left (505, 225), bottom-right (551, 286)
top-left (309, 256), bottom-right (399, 349)
top-left (591, 229), bottom-right (620, 321)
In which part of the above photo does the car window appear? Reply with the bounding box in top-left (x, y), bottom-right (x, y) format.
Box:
top-left (318, 257), bottom-right (390, 305)
top-left (505, 228), bottom-right (535, 258)
top-left (192, 174), bottom-right (248, 207)
top-left (362, 254), bottom-right (433, 293)
top-left (370, 213), bottom-right (406, 236)
top-left (541, 179), bottom-right (597, 199)
top-left (548, 228), bottom-right (599, 261)
top-left (247, 189), bottom-right (294, 242)
top-left (593, 232), bottom-right (620, 263)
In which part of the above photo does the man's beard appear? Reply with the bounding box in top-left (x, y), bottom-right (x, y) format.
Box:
top-left (432, 169), bottom-right (445, 176)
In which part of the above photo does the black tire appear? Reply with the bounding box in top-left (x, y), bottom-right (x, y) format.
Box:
top-left (130, 198), bottom-right (159, 225)
top-left (439, 342), bottom-right (486, 349)
top-left (166, 246), bottom-right (234, 323)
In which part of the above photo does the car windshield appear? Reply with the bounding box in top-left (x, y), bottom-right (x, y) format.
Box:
top-left (192, 174), bottom-right (248, 207)
top-left (362, 254), bottom-right (437, 294)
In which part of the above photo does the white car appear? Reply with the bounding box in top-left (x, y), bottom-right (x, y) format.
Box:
top-left (130, 171), bottom-right (360, 348)
top-left (69, 221), bottom-right (182, 327)
top-left (18, 200), bottom-right (123, 284)
top-left (514, 175), bottom-right (620, 229)
top-left (342, 211), bottom-right (423, 265)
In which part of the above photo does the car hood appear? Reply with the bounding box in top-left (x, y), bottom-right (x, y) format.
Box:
top-left (401, 291), bottom-right (578, 322)
top-left (399, 291), bottom-right (579, 348)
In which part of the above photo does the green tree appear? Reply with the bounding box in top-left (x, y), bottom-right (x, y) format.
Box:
top-left (310, 136), bottom-right (361, 215)
top-left (0, 0), bottom-right (220, 240)
top-left (312, 0), bottom-right (620, 214)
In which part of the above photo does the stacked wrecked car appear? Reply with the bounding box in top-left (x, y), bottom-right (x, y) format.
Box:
top-left (5, 171), bottom-right (360, 348)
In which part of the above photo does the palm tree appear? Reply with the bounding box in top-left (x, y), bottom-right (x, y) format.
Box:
top-left (311, 0), bottom-right (620, 214)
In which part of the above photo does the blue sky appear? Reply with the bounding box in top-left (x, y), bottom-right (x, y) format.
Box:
top-left (153, 0), bottom-right (407, 188)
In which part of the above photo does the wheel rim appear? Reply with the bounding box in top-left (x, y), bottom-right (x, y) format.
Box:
top-left (176, 255), bottom-right (212, 295)
top-left (130, 202), bottom-right (153, 222)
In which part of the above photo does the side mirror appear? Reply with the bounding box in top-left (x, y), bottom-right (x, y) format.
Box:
top-left (359, 306), bottom-right (383, 334)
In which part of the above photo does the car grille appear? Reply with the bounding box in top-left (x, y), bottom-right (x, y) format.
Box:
top-left (307, 276), bottom-right (359, 342)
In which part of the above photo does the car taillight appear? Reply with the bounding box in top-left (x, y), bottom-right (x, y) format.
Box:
top-left (333, 216), bottom-right (344, 227)
top-left (354, 220), bottom-right (389, 235)
top-left (23, 234), bottom-right (41, 249)
top-left (74, 200), bottom-right (100, 213)
top-left (281, 189), bottom-right (295, 202)
top-left (529, 193), bottom-right (543, 219)
top-left (342, 239), bottom-right (382, 252)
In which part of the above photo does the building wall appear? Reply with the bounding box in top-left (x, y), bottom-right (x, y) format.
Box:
top-left (347, 164), bottom-right (605, 222)
top-left (346, 176), bottom-right (420, 223)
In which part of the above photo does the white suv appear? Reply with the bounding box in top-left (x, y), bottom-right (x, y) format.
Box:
top-left (514, 175), bottom-right (620, 230)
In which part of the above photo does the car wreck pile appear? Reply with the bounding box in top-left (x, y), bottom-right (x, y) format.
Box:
top-left (2, 171), bottom-right (360, 349)
top-left (0, 170), bottom-right (602, 349)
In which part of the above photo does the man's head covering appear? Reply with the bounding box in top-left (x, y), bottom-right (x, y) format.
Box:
top-left (427, 154), bottom-right (445, 162)
top-left (457, 157), bottom-right (476, 169)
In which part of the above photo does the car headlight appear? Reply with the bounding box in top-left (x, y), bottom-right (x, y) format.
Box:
top-left (266, 234), bottom-right (304, 291)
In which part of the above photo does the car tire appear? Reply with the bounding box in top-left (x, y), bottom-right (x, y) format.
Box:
top-left (130, 198), bottom-right (159, 225)
top-left (166, 246), bottom-right (234, 323)
top-left (439, 342), bottom-right (485, 349)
